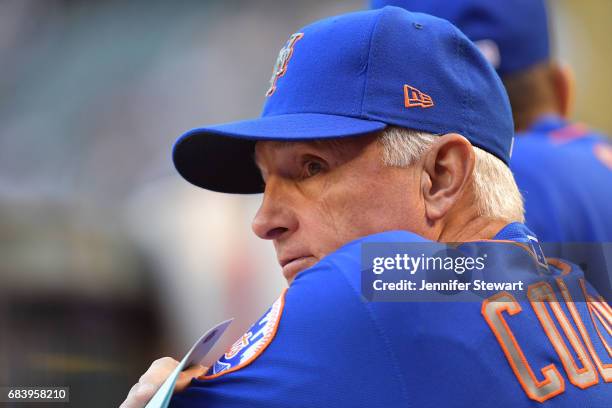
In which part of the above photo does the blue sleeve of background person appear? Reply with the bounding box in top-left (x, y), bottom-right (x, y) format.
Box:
top-left (511, 127), bottom-right (612, 243)
top-left (511, 134), bottom-right (568, 241)
top-left (169, 230), bottom-right (427, 408)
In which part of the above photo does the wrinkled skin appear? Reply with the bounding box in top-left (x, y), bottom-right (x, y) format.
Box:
top-left (121, 132), bottom-right (508, 407)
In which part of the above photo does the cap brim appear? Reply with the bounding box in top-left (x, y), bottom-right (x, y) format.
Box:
top-left (172, 113), bottom-right (387, 194)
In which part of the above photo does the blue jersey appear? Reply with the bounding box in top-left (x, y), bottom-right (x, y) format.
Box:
top-left (171, 224), bottom-right (611, 407)
top-left (511, 115), bottom-right (612, 243)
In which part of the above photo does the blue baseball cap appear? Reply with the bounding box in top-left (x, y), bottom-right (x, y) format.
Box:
top-left (173, 6), bottom-right (513, 194)
top-left (370, 0), bottom-right (550, 76)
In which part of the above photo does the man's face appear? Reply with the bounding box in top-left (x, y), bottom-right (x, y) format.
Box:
top-left (253, 134), bottom-right (426, 283)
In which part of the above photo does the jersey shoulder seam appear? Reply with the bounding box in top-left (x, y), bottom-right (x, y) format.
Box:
top-left (324, 255), bottom-right (413, 406)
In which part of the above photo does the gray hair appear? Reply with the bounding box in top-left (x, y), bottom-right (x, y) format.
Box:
top-left (379, 126), bottom-right (525, 223)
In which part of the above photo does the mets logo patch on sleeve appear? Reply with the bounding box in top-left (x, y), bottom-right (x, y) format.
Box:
top-left (203, 289), bottom-right (287, 379)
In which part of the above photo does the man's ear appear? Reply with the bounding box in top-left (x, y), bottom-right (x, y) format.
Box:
top-left (420, 133), bottom-right (475, 221)
top-left (550, 63), bottom-right (575, 118)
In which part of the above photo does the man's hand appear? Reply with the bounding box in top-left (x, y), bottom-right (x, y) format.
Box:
top-left (119, 357), bottom-right (207, 408)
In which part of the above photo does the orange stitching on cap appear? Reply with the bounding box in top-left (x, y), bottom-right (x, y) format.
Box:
top-left (403, 84), bottom-right (434, 108)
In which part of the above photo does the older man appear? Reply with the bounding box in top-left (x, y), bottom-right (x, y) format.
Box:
top-left (121, 6), bottom-right (611, 408)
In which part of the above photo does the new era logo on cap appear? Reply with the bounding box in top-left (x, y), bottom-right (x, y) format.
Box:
top-left (404, 84), bottom-right (433, 108)
top-left (173, 7), bottom-right (514, 194)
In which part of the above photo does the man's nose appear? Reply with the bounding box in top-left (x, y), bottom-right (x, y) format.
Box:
top-left (251, 178), bottom-right (297, 240)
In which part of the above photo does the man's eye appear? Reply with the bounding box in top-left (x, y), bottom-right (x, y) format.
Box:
top-left (305, 161), bottom-right (324, 177)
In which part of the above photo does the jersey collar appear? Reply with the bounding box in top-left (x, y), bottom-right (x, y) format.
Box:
top-left (526, 114), bottom-right (568, 134)
top-left (493, 222), bottom-right (548, 269)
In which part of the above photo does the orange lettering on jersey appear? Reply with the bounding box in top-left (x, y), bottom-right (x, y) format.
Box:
top-left (482, 291), bottom-right (565, 402)
top-left (403, 84), bottom-right (434, 108)
top-left (528, 281), bottom-right (599, 389)
top-left (557, 277), bottom-right (612, 382)
top-left (578, 279), bottom-right (612, 381)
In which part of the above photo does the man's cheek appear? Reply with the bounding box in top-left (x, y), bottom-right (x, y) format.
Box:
top-left (304, 209), bottom-right (344, 251)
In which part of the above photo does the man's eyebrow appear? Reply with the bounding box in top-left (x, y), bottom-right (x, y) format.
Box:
top-left (287, 139), bottom-right (349, 154)
top-left (315, 138), bottom-right (348, 154)
top-left (253, 138), bottom-right (350, 168)
top-left (253, 142), bottom-right (292, 176)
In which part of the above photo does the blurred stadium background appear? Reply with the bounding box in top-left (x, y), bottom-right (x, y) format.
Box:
top-left (0, 0), bottom-right (610, 406)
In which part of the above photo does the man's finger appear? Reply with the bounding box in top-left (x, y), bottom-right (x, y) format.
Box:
top-left (138, 357), bottom-right (179, 384)
top-left (121, 357), bottom-right (180, 408)
top-left (175, 365), bottom-right (208, 392)
top-left (119, 382), bottom-right (156, 408)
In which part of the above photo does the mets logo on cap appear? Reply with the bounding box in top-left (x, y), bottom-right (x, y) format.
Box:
top-left (265, 33), bottom-right (304, 97)
top-left (203, 290), bottom-right (287, 378)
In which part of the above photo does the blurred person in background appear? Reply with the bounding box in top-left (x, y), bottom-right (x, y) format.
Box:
top-left (0, 1), bottom-right (286, 406)
top-left (122, 7), bottom-right (611, 408)
top-left (370, 0), bottom-right (612, 294)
